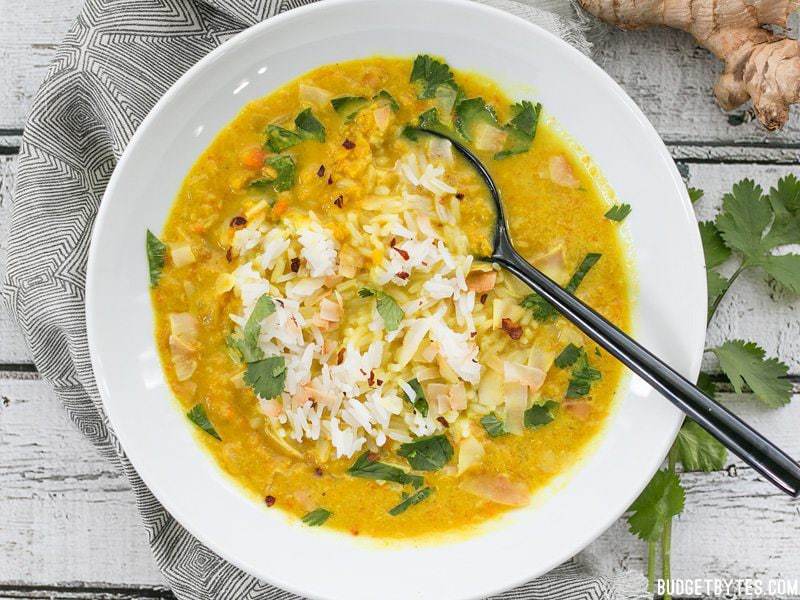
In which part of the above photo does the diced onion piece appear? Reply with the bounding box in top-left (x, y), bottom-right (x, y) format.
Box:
top-left (426, 383), bottom-right (451, 413)
top-left (549, 155), bottom-right (580, 188)
top-left (473, 122), bottom-right (508, 153)
top-left (427, 137), bottom-right (454, 165)
top-left (338, 245), bottom-right (363, 278)
top-left (533, 243), bottom-right (568, 284)
top-left (215, 273), bottom-right (235, 295)
top-left (504, 361), bottom-right (546, 392)
top-left (466, 270), bottom-right (497, 293)
top-left (503, 382), bottom-right (527, 434)
top-left (170, 243), bottom-right (195, 267)
top-left (259, 398), bottom-right (283, 417)
top-left (420, 342), bottom-right (439, 363)
top-left (449, 382), bottom-right (467, 411)
top-left (373, 105), bottom-right (393, 132)
top-left (558, 325), bottom-right (584, 348)
top-left (459, 474), bottom-right (530, 506)
top-left (457, 437), bottom-right (485, 475)
top-left (299, 83), bottom-right (332, 106)
top-left (168, 313), bottom-right (198, 381)
top-left (492, 298), bottom-right (508, 330)
top-left (477, 369), bottom-right (503, 408)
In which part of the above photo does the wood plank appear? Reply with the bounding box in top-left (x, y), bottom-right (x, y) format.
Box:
top-left (0, 585), bottom-right (174, 600)
top-left (0, 0), bottom-right (799, 151)
top-left (1, 373), bottom-right (799, 593)
top-left (0, 376), bottom-right (164, 587)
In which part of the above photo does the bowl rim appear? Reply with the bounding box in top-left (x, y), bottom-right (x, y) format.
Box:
top-left (85, 0), bottom-right (705, 597)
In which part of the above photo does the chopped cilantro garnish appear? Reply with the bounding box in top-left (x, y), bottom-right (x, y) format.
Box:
top-left (604, 203), bottom-right (632, 222)
top-left (239, 294), bottom-right (275, 361)
top-left (401, 378), bottom-right (428, 417)
top-left (186, 404), bottom-right (221, 440)
top-left (524, 400), bottom-right (559, 429)
top-left (410, 54), bottom-right (456, 99)
top-left (250, 155), bottom-right (296, 193)
top-left (398, 435), bottom-right (453, 472)
top-left (389, 486), bottom-right (433, 516)
top-left (554, 343), bottom-right (582, 368)
top-left (495, 101), bottom-right (541, 159)
top-left (688, 187), bottom-right (704, 204)
top-left (454, 97), bottom-right (499, 141)
top-left (294, 108), bottom-right (326, 142)
top-left (302, 508), bottom-right (332, 526)
top-left (374, 89), bottom-right (399, 112)
top-left (265, 125), bottom-right (302, 153)
top-left (565, 349), bottom-right (601, 399)
top-left (265, 108), bottom-right (325, 152)
top-left (521, 253), bottom-right (601, 322)
top-left (358, 287), bottom-right (404, 331)
top-left (346, 452), bottom-right (423, 488)
top-left (480, 413), bottom-right (507, 438)
top-left (712, 340), bottom-right (791, 408)
top-left (331, 96), bottom-right (369, 121)
top-left (243, 355), bottom-right (286, 400)
top-left (146, 230), bottom-right (167, 288)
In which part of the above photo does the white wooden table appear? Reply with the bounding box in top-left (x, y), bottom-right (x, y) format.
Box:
top-left (1, 3), bottom-right (798, 598)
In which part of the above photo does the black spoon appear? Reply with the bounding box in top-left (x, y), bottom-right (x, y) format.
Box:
top-left (416, 127), bottom-right (800, 498)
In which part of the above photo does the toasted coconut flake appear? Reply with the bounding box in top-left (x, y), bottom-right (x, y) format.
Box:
top-left (466, 270), bottom-right (497, 293)
top-left (503, 382), bottom-right (527, 434)
top-left (457, 437), bottom-right (485, 475)
top-left (299, 83), bottom-right (332, 106)
top-left (503, 361), bottom-right (546, 392)
top-left (534, 243), bottom-right (568, 284)
top-left (459, 474), bottom-right (530, 506)
top-left (473, 122), bottom-right (508, 153)
top-left (549, 155), bottom-right (580, 188)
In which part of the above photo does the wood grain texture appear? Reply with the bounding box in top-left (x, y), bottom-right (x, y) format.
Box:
top-left (1, 373), bottom-right (798, 593)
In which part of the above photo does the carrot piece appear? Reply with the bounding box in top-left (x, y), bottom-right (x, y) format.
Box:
top-left (271, 199), bottom-right (289, 218)
top-left (241, 147), bottom-right (266, 170)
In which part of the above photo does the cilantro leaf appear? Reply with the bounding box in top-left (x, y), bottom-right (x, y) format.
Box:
top-left (250, 155), bottom-right (296, 192)
top-left (244, 355), bottom-right (286, 400)
top-left (410, 55), bottom-right (455, 99)
top-left (146, 230), bottom-right (167, 287)
top-left (699, 221), bottom-right (731, 269)
top-left (389, 486), bottom-right (433, 516)
top-left (401, 378), bottom-right (428, 417)
top-left (715, 178), bottom-right (800, 293)
top-left (604, 204), bottom-right (632, 222)
top-left (374, 89), bottom-right (399, 112)
top-left (404, 108), bottom-right (457, 141)
top-left (712, 340), bottom-right (791, 408)
top-left (554, 343), bottom-right (582, 368)
top-left (675, 419), bottom-right (727, 471)
top-left (241, 294), bottom-right (275, 361)
top-left (346, 452), bottom-right (423, 488)
top-left (524, 400), bottom-right (559, 429)
top-left (302, 508), bottom-right (332, 526)
top-left (688, 187), bottom-right (704, 204)
top-left (566, 349), bottom-right (601, 399)
top-left (398, 435), bottom-right (454, 471)
top-left (480, 413), bottom-right (508, 438)
top-left (627, 469), bottom-right (685, 542)
top-left (294, 108), bottom-right (326, 142)
top-left (454, 97), bottom-right (499, 141)
top-left (186, 404), bottom-right (221, 440)
top-left (495, 101), bottom-right (541, 160)
top-left (265, 125), bottom-right (303, 153)
top-left (358, 287), bottom-right (404, 331)
top-left (521, 253), bottom-right (601, 322)
top-left (331, 96), bottom-right (369, 121)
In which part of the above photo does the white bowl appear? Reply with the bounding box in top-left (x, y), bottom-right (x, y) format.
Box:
top-left (86, 1), bottom-right (706, 598)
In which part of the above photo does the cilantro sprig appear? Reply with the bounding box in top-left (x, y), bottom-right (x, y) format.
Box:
top-left (358, 287), bottom-right (404, 331)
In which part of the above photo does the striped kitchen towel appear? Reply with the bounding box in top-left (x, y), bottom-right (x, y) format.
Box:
top-left (1, 0), bottom-right (647, 597)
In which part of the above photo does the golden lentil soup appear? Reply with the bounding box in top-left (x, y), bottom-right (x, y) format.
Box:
top-left (148, 55), bottom-right (631, 538)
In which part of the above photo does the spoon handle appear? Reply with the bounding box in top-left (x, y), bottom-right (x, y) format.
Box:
top-left (494, 246), bottom-right (800, 498)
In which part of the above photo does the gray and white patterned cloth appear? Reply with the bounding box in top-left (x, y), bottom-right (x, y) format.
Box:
top-left (2, 0), bottom-right (647, 598)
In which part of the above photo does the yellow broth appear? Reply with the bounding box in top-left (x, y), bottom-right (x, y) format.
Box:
top-left (151, 57), bottom-right (631, 538)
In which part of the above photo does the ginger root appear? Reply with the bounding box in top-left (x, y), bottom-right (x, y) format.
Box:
top-left (578, 0), bottom-right (800, 130)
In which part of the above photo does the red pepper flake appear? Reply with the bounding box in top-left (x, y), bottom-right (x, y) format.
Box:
top-left (314, 467), bottom-right (324, 477)
top-left (470, 331), bottom-right (477, 338)
top-left (480, 293), bottom-right (488, 304)
top-left (396, 271), bottom-right (410, 280)
top-left (275, 298), bottom-right (285, 308)
top-left (436, 416), bottom-right (450, 428)
top-left (225, 247), bottom-right (233, 262)
top-left (376, 378), bottom-right (384, 386)
top-left (290, 257), bottom-right (301, 273)
top-left (337, 348), bottom-right (346, 365)
top-left (392, 246), bottom-right (410, 260)
top-left (317, 164), bottom-right (325, 177)
top-left (342, 139), bottom-right (356, 150)
top-left (333, 195), bottom-right (344, 208)
top-left (455, 192), bottom-right (465, 200)
top-left (368, 370), bottom-right (375, 386)
top-left (265, 495), bottom-right (276, 507)
top-left (501, 318), bottom-right (523, 341)
top-left (389, 237), bottom-right (397, 247)
top-left (327, 174), bottom-right (333, 185)
top-left (230, 215), bottom-right (247, 229)
top-left (351, 529), bottom-right (360, 536)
